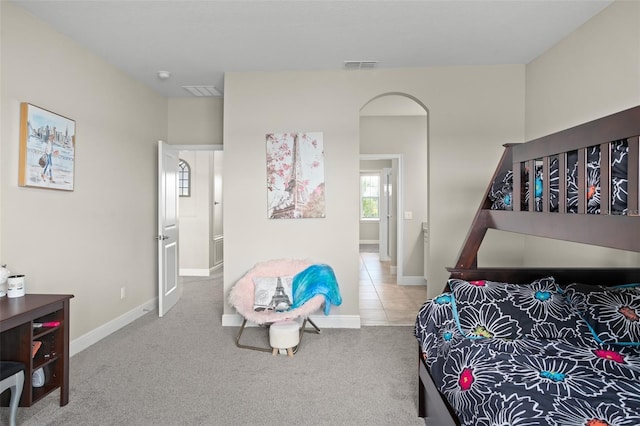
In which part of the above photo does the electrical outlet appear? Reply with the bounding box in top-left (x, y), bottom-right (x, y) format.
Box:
top-left (404, 211), bottom-right (413, 220)
top-left (120, 287), bottom-right (126, 299)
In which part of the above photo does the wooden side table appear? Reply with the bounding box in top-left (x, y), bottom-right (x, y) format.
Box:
top-left (0, 294), bottom-right (74, 407)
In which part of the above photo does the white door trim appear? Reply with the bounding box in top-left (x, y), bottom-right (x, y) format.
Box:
top-left (379, 167), bottom-right (392, 261)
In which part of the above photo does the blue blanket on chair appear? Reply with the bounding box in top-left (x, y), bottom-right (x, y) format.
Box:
top-left (290, 264), bottom-right (342, 315)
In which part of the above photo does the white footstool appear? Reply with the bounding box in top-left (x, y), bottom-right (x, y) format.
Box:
top-left (269, 320), bottom-right (300, 357)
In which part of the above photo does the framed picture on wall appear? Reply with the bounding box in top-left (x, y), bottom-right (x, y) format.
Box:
top-left (266, 131), bottom-right (325, 219)
top-left (18, 103), bottom-right (76, 191)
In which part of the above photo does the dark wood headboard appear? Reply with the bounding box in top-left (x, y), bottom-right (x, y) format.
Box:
top-left (449, 106), bottom-right (640, 285)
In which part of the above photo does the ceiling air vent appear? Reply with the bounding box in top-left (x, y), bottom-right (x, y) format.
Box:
top-left (182, 85), bottom-right (223, 97)
top-left (344, 61), bottom-right (378, 70)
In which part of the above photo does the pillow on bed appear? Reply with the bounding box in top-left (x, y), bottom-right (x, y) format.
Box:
top-left (253, 276), bottom-right (293, 312)
top-left (488, 169), bottom-right (513, 211)
top-left (566, 146), bottom-right (601, 214)
top-left (611, 139), bottom-right (628, 214)
top-left (449, 276), bottom-right (579, 340)
top-left (530, 164), bottom-right (544, 212)
top-left (560, 283), bottom-right (640, 346)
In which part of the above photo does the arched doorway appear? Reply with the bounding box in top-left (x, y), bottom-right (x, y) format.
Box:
top-left (358, 94), bottom-right (429, 325)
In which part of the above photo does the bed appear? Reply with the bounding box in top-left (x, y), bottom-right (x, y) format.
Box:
top-left (415, 105), bottom-right (640, 425)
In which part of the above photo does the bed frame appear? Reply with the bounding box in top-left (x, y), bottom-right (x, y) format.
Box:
top-left (417, 105), bottom-right (640, 424)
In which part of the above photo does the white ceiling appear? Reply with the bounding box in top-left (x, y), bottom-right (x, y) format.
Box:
top-left (11, 0), bottom-right (612, 98)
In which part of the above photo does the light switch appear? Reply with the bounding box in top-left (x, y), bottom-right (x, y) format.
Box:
top-left (404, 211), bottom-right (413, 220)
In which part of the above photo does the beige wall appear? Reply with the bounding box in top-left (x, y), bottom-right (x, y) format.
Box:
top-left (359, 221), bottom-right (379, 243)
top-left (222, 65), bottom-right (525, 316)
top-left (526, 0), bottom-right (640, 139)
top-left (523, 0), bottom-right (640, 269)
top-left (0, 3), bottom-right (168, 340)
top-left (168, 98), bottom-right (223, 145)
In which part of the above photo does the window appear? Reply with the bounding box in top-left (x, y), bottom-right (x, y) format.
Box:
top-left (178, 159), bottom-right (191, 197)
top-left (360, 174), bottom-right (380, 220)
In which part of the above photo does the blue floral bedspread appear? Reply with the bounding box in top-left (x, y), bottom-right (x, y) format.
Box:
top-left (414, 278), bottom-right (640, 426)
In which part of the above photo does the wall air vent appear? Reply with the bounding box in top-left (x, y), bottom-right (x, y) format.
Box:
top-left (182, 85), bottom-right (223, 97)
top-left (344, 61), bottom-right (379, 70)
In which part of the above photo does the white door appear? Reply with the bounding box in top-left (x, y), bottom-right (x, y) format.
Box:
top-left (157, 140), bottom-right (181, 317)
top-left (379, 168), bottom-right (392, 261)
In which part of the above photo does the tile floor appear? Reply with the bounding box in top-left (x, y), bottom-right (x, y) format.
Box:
top-left (359, 245), bottom-right (427, 326)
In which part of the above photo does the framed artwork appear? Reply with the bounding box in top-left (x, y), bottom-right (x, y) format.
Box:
top-left (266, 131), bottom-right (325, 219)
top-left (18, 103), bottom-right (76, 191)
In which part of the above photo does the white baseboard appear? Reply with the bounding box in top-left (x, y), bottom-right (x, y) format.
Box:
top-left (70, 298), bottom-right (157, 357)
top-left (308, 315), bottom-right (361, 328)
top-left (358, 240), bottom-right (379, 244)
top-left (398, 275), bottom-right (427, 286)
top-left (222, 313), bottom-right (361, 329)
top-left (180, 264), bottom-right (223, 277)
top-left (179, 268), bottom-right (210, 277)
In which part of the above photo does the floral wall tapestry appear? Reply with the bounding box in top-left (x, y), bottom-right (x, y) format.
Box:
top-left (266, 132), bottom-right (325, 219)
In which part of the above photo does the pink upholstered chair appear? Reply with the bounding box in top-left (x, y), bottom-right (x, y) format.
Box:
top-left (228, 259), bottom-right (325, 353)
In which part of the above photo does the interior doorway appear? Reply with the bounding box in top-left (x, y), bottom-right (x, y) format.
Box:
top-left (359, 93), bottom-right (428, 283)
top-left (359, 94), bottom-right (428, 325)
top-left (174, 144), bottom-right (223, 277)
top-left (359, 155), bottom-right (401, 272)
